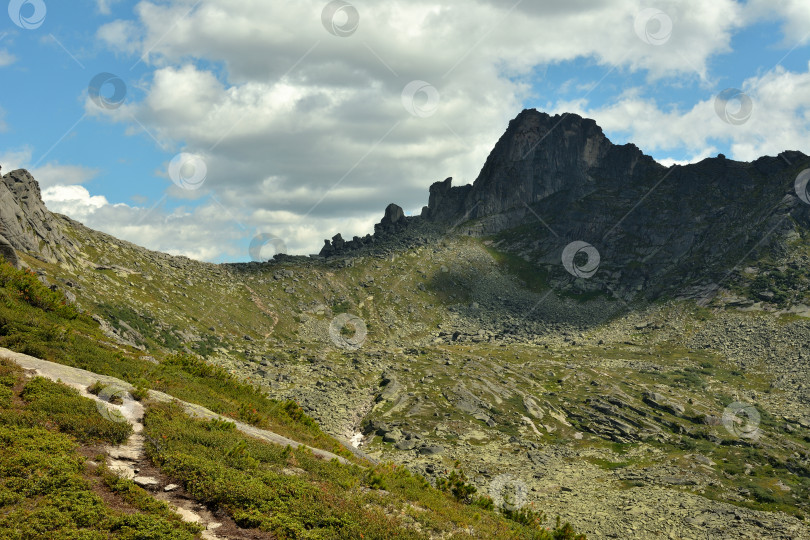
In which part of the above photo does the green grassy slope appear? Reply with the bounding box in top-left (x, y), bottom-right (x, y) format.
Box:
top-left (0, 359), bottom-right (201, 539)
top-left (0, 260), bottom-right (586, 537)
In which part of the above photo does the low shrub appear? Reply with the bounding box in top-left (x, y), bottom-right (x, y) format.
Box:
top-left (21, 376), bottom-right (132, 445)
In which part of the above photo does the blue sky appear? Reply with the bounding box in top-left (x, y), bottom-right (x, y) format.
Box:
top-left (1, 1), bottom-right (809, 262)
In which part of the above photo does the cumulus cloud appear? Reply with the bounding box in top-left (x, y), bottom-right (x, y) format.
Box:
top-left (77, 0), bottom-right (808, 260)
top-left (42, 185), bottom-right (113, 221)
top-left (30, 163), bottom-right (99, 188)
top-left (551, 63), bottom-right (810, 161)
top-left (744, 0), bottom-right (810, 47)
top-left (0, 148), bottom-right (98, 187)
top-left (87, 0), bottom-right (746, 259)
top-left (0, 148), bottom-right (34, 172)
top-left (96, 20), bottom-right (142, 55)
top-left (42, 184), bottom-right (379, 261)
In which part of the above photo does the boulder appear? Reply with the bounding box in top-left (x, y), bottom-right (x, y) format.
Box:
top-left (132, 476), bottom-right (159, 489)
top-left (417, 445), bottom-right (444, 456)
top-left (381, 203), bottom-right (405, 226)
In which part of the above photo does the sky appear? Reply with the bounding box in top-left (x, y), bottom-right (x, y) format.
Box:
top-left (1, 0), bottom-right (809, 262)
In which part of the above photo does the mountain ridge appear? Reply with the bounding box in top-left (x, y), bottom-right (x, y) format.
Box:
top-left (0, 111), bottom-right (809, 539)
top-left (321, 109), bottom-right (810, 304)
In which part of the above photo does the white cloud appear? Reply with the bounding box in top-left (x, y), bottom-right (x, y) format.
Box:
top-left (78, 0), bottom-right (810, 260)
top-left (0, 50), bottom-right (15, 68)
top-left (551, 63), bottom-right (810, 161)
top-left (96, 0), bottom-right (123, 16)
top-left (42, 183), bottom-right (380, 261)
top-left (42, 185), bottom-right (112, 221)
top-left (744, 0), bottom-right (810, 47)
top-left (88, 0), bottom-right (749, 259)
top-left (0, 148), bottom-right (33, 172)
top-left (96, 20), bottom-right (142, 55)
top-left (0, 149), bottom-right (97, 187)
top-left (30, 163), bottom-right (99, 188)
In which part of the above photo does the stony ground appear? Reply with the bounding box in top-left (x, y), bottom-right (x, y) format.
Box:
top-left (27, 217), bottom-right (810, 539)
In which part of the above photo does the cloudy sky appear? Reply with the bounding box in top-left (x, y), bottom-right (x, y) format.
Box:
top-left (1, 0), bottom-right (809, 262)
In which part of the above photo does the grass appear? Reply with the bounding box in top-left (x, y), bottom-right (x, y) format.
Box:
top-left (143, 400), bottom-right (586, 539)
top-left (0, 358), bottom-right (201, 539)
top-left (20, 376), bottom-right (133, 445)
top-left (483, 245), bottom-right (549, 294)
top-left (0, 260), bottom-right (349, 458)
top-left (0, 255), bottom-right (589, 538)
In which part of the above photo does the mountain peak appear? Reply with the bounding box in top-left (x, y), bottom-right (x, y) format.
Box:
top-left (319, 109), bottom-right (810, 302)
top-left (0, 168), bottom-right (76, 267)
top-left (420, 109), bottom-right (655, 224)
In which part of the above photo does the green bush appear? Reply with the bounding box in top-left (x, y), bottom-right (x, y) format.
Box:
top-left (131, 385), bottom-right (149, 401)
top-left (142, 401), bottom-right (586, 539)
top-left (0, 261), bottom-right (77, 319)
top-left (436, 468), bottom-right (478, 504)
top-left (21, 376), bottom-right (132, 445)
top-left (0, 269), bottom-right (348, 458)
top-left (0, 361), bottom-right (199, 538)
top-left (87, 380), bottom-right (105, 395)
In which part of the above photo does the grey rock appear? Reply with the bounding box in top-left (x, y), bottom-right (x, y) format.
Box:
top-left (381, 203), bottom-right (405, 226)
top-left (395, 439), bottom-right (416, 451)
top-left (132, 476), bottom-right (160, 489)
top-left (0, 169), bottom-right (78, 265)
top-left (473, 412), bottom-right (496, 427)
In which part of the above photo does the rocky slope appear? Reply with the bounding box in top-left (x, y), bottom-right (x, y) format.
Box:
top-left (1, 109), bottom-right (810, 539)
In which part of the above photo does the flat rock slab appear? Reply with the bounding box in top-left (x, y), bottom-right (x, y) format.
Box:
top-left (0, 347), bottom-right (351, 465)
top-left (132, 476), bottom-right (160, 489)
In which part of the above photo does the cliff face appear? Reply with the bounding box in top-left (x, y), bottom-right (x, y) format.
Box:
top-left (0, 169), bottom-right (76, 267)
top-left (321, 109), bottom-right (810, 300)
top-left (421, 110), bottom-right (659, 225)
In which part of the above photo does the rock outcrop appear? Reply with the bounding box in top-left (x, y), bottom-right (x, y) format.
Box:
top-left (320, 109), bottom-right (810, 300)
top-left (319, 203), bottom-right (411, 257)
top-left (0, 169), bottom-right (76, 266)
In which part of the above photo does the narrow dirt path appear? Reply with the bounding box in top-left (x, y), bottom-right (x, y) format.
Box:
top-left (0, 347), bottom-right (353, 539)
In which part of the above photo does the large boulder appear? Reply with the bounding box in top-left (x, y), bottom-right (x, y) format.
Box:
top-left (381, 203), bottom-right (404, 226)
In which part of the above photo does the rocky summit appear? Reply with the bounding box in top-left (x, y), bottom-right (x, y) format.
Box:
top-left (325, 109), bottom-right (810, 304)
top-left (1, 110), bottom-right (810, 539)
